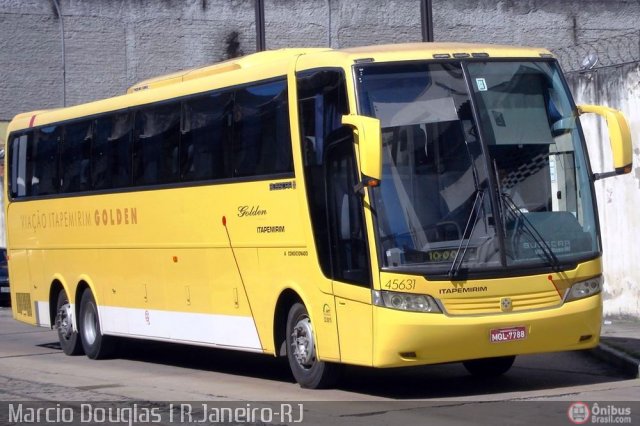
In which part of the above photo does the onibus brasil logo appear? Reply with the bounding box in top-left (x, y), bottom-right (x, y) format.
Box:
top-left (567, 402), bottom-right (632, 424)
top-left (568, 402), bottom-right (590, 424)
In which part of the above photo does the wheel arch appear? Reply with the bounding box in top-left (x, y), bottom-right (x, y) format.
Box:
top-left (48, 278), bottom-right (66, 329)
top-left (273, 289), bottom-right (303, 356)
top-left (74, 276), bottom-right (97, 322)
top-left (48, 274), bottom-right (98, 331)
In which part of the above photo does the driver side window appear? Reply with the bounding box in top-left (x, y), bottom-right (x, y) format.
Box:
top-left (325, 134), bottom-right (371, 286)
top-left (297, 69), bottom-right (370, 286)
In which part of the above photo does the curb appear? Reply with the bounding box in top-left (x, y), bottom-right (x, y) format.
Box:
top-left (589, 342), bottom-right (640, 378)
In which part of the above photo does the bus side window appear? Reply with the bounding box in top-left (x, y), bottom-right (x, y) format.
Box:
top-left (29, 126), bottom-right (61, 196)
top-left (61, 120), bottom-right (93, 193)
top-left (10, 134), bottom-right (29, 198)
top-left (181, 91), bottom-right (233, 181)
top-left (93, 112), bottom-right (133, 190)
top-left (133, 103), bottom-right (180, 186)
top-left (232, 79), bottom-right (292, 177)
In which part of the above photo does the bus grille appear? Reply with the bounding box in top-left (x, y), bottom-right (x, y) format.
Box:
top-left (441, 290), bottom-right (561, 315)
top-left (15, 293), bottom-right (33, 317)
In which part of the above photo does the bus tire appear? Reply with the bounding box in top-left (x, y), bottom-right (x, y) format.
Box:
top-left (286, 302), bottom-right (341, 389)
top-left (78, 290), bottom-right (114, 360)
top-left (55, 290), bottom-right (83, 356)
top-left (463, 355), bottom-right (516, 377)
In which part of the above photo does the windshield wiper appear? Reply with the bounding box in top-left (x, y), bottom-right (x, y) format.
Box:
top-left (448, 136), bottom-right (485, 279)
top-left (500, 193), bottom-right (561, 271)
top-left (448, 188), bottom-right (485, 278)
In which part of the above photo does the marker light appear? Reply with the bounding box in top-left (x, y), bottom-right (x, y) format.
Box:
top-left (564, 276), bottom-right (603, 302)
top-left (372, 290), bottom-right (442, 313)
top-left (366, 178), bottom-right (380, 187)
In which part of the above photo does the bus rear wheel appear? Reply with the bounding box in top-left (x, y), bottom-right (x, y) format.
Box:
top-left (463, 355), bottom-right (516, 377)
top-left (286, 302), bottom-right (340, 389)
top-left (55, 290), bottom-right (83, 355)
top-left (78, 290), bottom-right (114, 360)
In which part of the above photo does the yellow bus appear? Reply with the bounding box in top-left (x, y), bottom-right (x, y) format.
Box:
top-left (4, 43), bottom-right (632, 388)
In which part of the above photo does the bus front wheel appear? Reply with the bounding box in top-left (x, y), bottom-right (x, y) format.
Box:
top-left (463, 355), bottom-right (516, 377)
top-left (78, 290), bottom-right (114, 360)
top-left (55, 290), bottom-right (83, 356)
top-left (286, 302), bottom-right (340, 389)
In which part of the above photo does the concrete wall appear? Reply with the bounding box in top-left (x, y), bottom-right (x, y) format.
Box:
top-left (567, 64), bottom-right (640, 318)
top-left (1, 0), bottom-right (639, 120)
top-left (0, 122), bottom-right (7, 143)
top-left (433, 0), bottom-right (639, 49)
top-left (0, 0), bottom-right (257, 119)
top-left (0, 120), bottom-right (7, 247)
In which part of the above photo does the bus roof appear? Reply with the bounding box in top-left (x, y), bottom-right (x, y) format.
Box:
top-left (341, 41), bottom-right (550, 57)
top-left (126, 48), bottom-right (329, 94)
top-left (129, 42), bottom-right (552, 92)
top-left (295, 42), bottom-right (553, 73)
top-left (7, 42), bottom-right (553, 134)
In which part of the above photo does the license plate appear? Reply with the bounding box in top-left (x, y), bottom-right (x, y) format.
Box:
top-left (0, 287), bottom-right (9, 293)
top-left (490, 326), bottom-right (527, 343)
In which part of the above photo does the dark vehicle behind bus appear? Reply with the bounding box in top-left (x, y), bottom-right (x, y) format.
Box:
top-left (0, 249), bottom-right (9, 306)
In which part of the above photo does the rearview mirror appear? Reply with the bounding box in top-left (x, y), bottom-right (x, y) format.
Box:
top-left (342, 115), bottom-right (382, 187)
top-left (578, 104), bottom-right (633, 179)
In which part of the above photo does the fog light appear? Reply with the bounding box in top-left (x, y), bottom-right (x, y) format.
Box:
top-left (399, 352), bottom-right (417, 359)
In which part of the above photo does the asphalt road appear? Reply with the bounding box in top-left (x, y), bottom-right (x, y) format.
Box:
top-left (1, 306), bottom-right (638, 425)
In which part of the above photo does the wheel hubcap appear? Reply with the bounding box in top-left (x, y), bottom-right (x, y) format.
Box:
top-left (82, 303), bottom-right (98, 345)
top-left (56, 303), bottom-right (74, 340)
top-left (290, 317), bottom-right (315, 368)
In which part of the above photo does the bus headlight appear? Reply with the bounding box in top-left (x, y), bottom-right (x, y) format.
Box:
top-left (372, 290), bottom-right (442, 313)
top-left (565, 276), bottom-right (603, 302)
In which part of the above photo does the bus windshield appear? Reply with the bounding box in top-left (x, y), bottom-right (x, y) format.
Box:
top-left (356, 60), bottom-right (599, 277)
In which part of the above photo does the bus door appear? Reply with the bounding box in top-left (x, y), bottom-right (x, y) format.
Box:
top-left (296, 68), bottom-right (373, 365)
top-left (324, 131), bottom-right (374, 366)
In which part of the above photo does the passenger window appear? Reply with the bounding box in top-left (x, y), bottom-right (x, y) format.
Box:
top-left (9, 134), bottom-right (29, 198)
top-left (232, 80), bottom-right (292, 177)
top-left (29, 126), bottom-right (61, 196)
top-left (181, 91), bottom-right (233, 181)
top-left (133, 103), bottom-right (180, 185)
top-left (93, 113), bottom-right (132, 189)
top-left (61, 121), bottom-right (93, 193)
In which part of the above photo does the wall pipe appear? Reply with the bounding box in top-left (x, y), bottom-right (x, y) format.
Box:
top-left (51, 0), bottom-right (66, 107)
top-left (255, 0), bottom-right (266, 51)
top-left (326, 0), bottom-right (331, 48)
top-left (421, 0), bottom-right (434, 42)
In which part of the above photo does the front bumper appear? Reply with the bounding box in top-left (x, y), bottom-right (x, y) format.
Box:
top-left (372, 293), bottom-right (602, 367)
